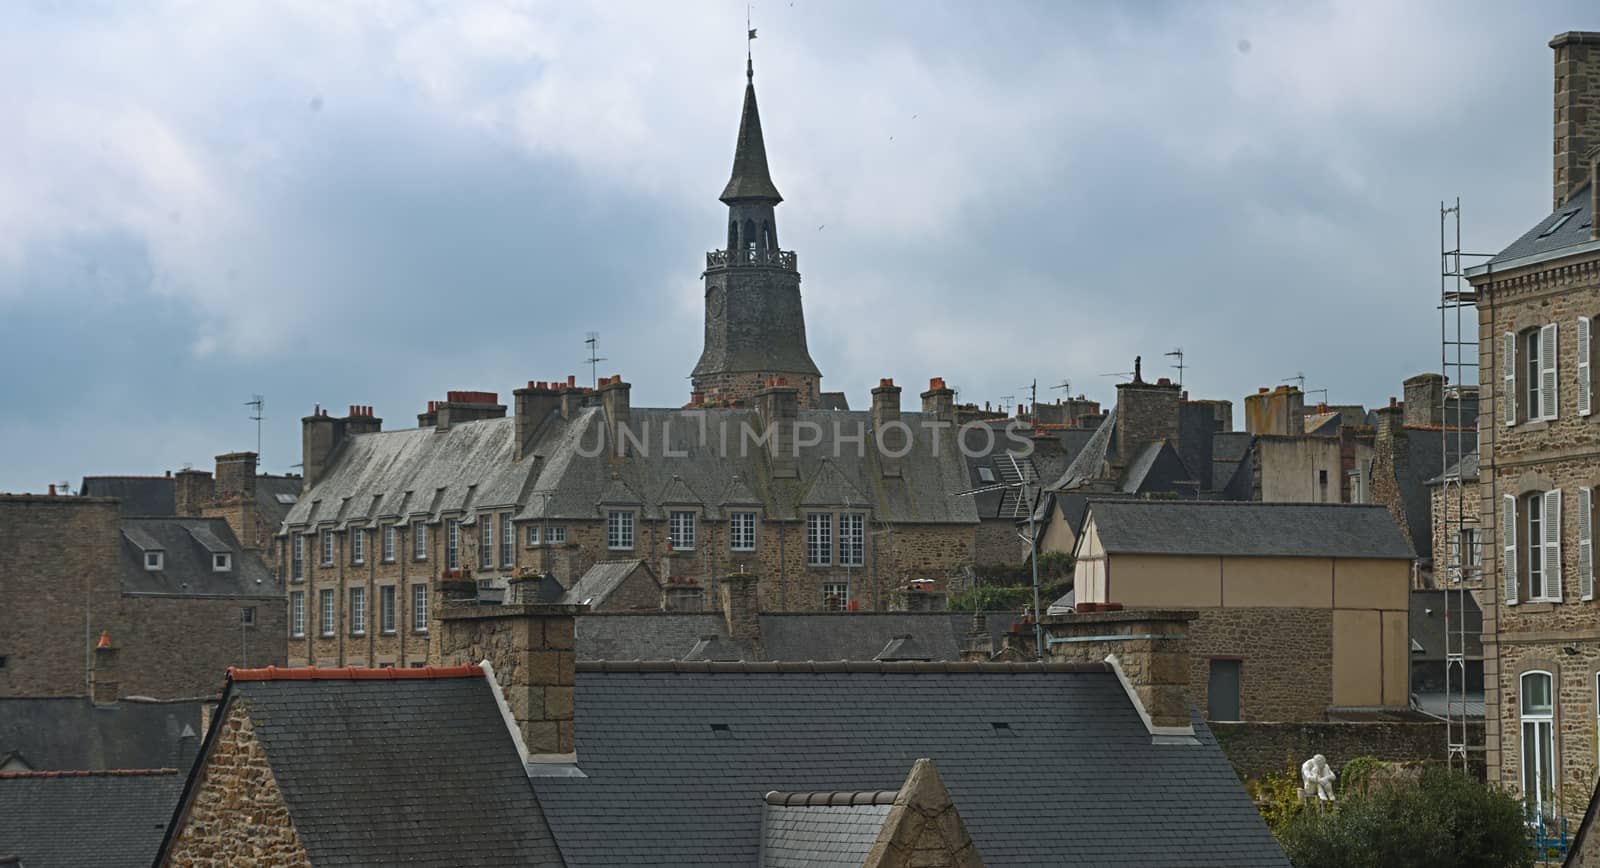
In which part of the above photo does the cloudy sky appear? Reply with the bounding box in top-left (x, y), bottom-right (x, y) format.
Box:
top-left (0, 1), bottom-right (1590, 490)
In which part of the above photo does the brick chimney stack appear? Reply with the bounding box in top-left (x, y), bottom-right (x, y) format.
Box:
top-left (514, 381), bottom-right (563, 461)
top-left (300, 405), bottom-right (344, 492)
top-left (754, 379), bottom-right (800, 479)
top-left (597, 376), bottom-right (633, 457)
top-left (342, 405), bottom-right (382, 436)
top-left (1552, 32), bottom-right (1600, 210)
top-left (1402, 374), bottom-right (1445, 428)
top-left (1114, 376), bottom-right (1182, 464)
top-left (720, 570), bottom-right (762, 655)
top-left (213, 452), bottom-right (257, 502)
top-left (173, 467), bottom-right (214, 516)
top-left (872, 379), bottom-right (906, 479)
top-left (920, 377), bottom-right (955, 424)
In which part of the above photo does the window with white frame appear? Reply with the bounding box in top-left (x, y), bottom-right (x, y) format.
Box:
top-left (144, 551), bottom-right (163, 571)
top-left (240, 606), bottom-right (255, 626)
top-left (380, 585), bottom-right (396, 634)
top-left (446, 519), bottom-right (460, 569)
top-left (607, 511), bottom-right (634, 550)
top-left (290, 591), bottom-right (305, 638)
top-left (840, 513), bottom-right (865, 567)
top-left (526, 525), bottom-right (541, 546)
top-left (412, 584), bottom-right (429, 632)
top-left (1509, 325), bottom-right (1560, 425)
top-left (383, 525), bottom-right (396, 562)
top-left (481, 516), bottom-right (495, 569)
top-left (319, 589), bottom-right (335, 637)
top-left (1521, 670), bottom-right (1556, 820)
top-left (501, 514), bottom-right (513, 567)
top-left (212, 552), bottom-right (232, 572)
top-left (1581, 316), bottom-right (1594, 417)
top-left (730, 511), bottom-right (756, 552)
top-left (413, 524), bottom-right (427, 561)
top-left (1504, 491), bottom-right (1563, 604)
top-left (351, 528), bottom-right (365, 565)
top-left (806, 513), bottom-right (833, 566)
top-left (822, 582), bottom-right (849, 611)
top-left (547, 526), bottom-right (566, 544)
top-left (349, 587), bottom-right (366, 636)
top-left (670, 511), bottom-right (697, 551)
top-left (321, 529), bottom-right (334, 566)
top-left (1583, 487), bottom-right (1596, 601)
top-left (292, 534), bottom-right (305, 581)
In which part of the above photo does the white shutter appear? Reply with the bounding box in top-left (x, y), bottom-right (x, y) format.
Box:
top-left (1546, 489), bottom-right (1564, 602)
top-left (1580, 486), bottom-right (1594, 601)
top-left (1504, 331), bottom-right (1518, 426)
top-left (1504, 494), bottom-right (1519, 605)
top-left (1581, 317), bottom-right (1593, 417)
top-left (1541, 323), bottom-right (1559, 421)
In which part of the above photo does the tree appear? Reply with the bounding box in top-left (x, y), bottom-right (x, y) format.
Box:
top-left (1275, 765), bottom-right (1531, 868)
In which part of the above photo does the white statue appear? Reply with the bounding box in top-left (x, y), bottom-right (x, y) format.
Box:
top-left (1301, 754), bottom-right (1336, 802)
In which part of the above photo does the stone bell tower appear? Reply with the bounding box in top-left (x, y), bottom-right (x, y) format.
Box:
top-left (691, 57), bottom-right (822, 407)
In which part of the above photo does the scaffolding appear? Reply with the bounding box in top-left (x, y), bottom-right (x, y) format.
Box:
top-left (1439, 199), bottom-right (1487, 773)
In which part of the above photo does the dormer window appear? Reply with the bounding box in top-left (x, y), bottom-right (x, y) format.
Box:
top-left (212, 552), bottom-right (232, 572)
top-left (144, 551), bottom-right (164, 571)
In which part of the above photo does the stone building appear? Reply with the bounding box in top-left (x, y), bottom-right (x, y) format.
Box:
top-left (1466, 30), bottom-right (1600, 825)
top-left (0, 493), bottom-right (286, 700)
top-left (171, 452), bottom-right (301, 571)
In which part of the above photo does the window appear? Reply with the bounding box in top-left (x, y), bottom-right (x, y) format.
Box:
top-left (547, 526), bottom-right (566, 544)
top-left (292, 534), bottom-right (305, 581)
top-left (446, 519), bottom-right (460, 569)
top-left (413, 523), bottom-right (427, 561)
top-left (1584, 487), bottom-right (1597, 601)
top-left (1521, 671), bottom-right (1556, 820)
top-left (1506, 492), bottom-right (1563, 604)
top-left (670, 511), bottom-right (697, 551)
top-left (481, 516), bottom-right (495, 569)
top-left (1512, 325), bottom-right (1560, 424)
top-left (144, 551), bottom-right (163, 571)
top-left (501, 514), bottom-right (513, 567)
top-left (806, 513), bottom-right (833, 566)
top-left (1581, 316), bottom-right (1593, 417)
top-left (213, 552), bottom-right (232, 572)
top-left (526, 525), bottom-right (541, 546)
top-left (730, 511), bottom-right (756, 552)
top-left (1527, 493), bottom-right (1546, 599)
top-left (977, 466), bottom-right (996, 484)
top-left (382, 525), bottom-right (396, 562)
top-left (1208, 659), bottom-right (1242, 721)
top-left (351, 528), bottom-right (365, 565)
top-left (380, 585), bottom-right (396, 634)
top-left (840, 513), bottom-right (865, 567)
top-left (290, 592), bottom-right (304, 637)
top-left (321, 530), bottom-right (334, 566)
top-left (319, 589), bottom-right (335, 637)
top-left (350, 587), bottom-right (366, 636)
top-left (412, 584), bottom-right (429, 633)
top-left (822, 582), bottom-right (849, 611)
top-left (607, 511), bottom-right (634, 550)
top-left (240, 606), bottom-right (256, 626)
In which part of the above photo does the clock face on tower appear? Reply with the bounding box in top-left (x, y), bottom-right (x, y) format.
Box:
top-left (707, 285), bottom-right (724, 318)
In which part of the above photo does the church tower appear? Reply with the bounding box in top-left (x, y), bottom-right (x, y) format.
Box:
top-left (691, 57), bottom-right (822, 407)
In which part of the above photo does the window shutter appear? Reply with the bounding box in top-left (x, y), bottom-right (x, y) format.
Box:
top-left (1580, 486), bottom-right (1594, 601)
top-left (1504, 331), bottom-right (1518, 426)
top-left (1503, 494), bottom-right (1519, 605)
top-left (1581, 317), bottom-right (1593, 417)
top-left (1541, 323), bottom-right (1559, 420)
top-left (1545, 489), bottom-right (1563, 602)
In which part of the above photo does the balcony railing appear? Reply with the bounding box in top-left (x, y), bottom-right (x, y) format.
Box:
top-left (706, 248), bottom-right (798, 271)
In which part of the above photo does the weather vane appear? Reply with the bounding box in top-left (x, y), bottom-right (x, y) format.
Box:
top-left (747, 5), bottom-right (758, 79)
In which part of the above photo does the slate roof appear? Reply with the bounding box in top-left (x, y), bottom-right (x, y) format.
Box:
top-left (282, 407), bottom-right (978, 533)
top-left (0, 698), bottom-right (203, 772)
top-left (252, 474), bottom-right (302, 536)
top-left (578, 613), bottom-right (742, 661)
top-left (160, 667), bottom-right (564, 867)
top-left (533, 663), bottom-right (1288, 867)
top-left (562, 560), bottom-right (656, 608)
top-left (1425, 452), bottom-right (1479, 486)
top-left (1084, 500), bottom-right (1414, 559)
top-left (721, 74), bottom-right (782, 203)
top-left (118, 516), bottom-right (279, 598)
top-left (1410, 590), bottom-right (1483, 659)
top-left (1484, 182), bottom-right (1595, 268)
top-left (574, 611), bottom-right (1019, 662)
top-left (80, 476), bottom-right (176, 515)
top-left (1391, 426), bottom-right (1475, 562)
top-left (760, 792), bottom-right (894, 867)
top-left (0, 769), bottom-right (183, 867)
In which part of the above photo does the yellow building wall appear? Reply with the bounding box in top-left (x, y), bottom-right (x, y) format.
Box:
top-left (1333, 558), bottom-right (1411, 610)
top-left (1220, 557), bottom-right (1334, 608)
top-left (1103, 554), bottom-right (1222, 608)
top-left (1332, 609), bottom-right (1383, 706)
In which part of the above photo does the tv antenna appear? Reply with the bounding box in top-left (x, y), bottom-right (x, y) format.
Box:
top-left (1049, 379), bottom-right (1072, 397)
top-left (1282, 371), bottom-right (1306, 391)
top-left (584, 332), bottom-right (607, 389)
top-left (952, 452), bottom-right (1046, 660)
top-left (1164, 348), bottom-right (1186, 388)
top-left (245, 395), bottom-right (264, 466)
top-left (999, 394), bottom-right (1016, 415)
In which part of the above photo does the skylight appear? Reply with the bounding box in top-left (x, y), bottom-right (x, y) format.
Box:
top-left (1538, 209), bottom-right (1579, 238)
top-left (275, 493), bottom-right (299, 505)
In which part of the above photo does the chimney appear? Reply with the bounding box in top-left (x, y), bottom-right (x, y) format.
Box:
top-left (514, 381), bottom-right (562, 461)
top-left (959, 613), bottom-right (994, 662)
top-left (343, 404), bottom-right (382, 436)
top-left (1375, 398), bottom-right (1406, 447)
top-left (173, 468), bottom-right (214, 516)
top-left (1114, 377), bottom-right (1181, 464)
top-left (597, 376), bottom-right (633, 457)
top-left (719, 571), bottom-right (762, 655)
top-left (213, 452), bottom-right (257, 502)
top-left (1040, 608), bottom-right (1198, 737)
top-left (92, 631), bottom-right (118, 705)
top-left (872, 379), bottom-right (905, 478)
top-left (754, 379), bottom-right (800, 479)
top-left (1402, 373), bottom-right (1445, 428)
top-left (434, 391), bottom-right (505, 431)
top-left (1242, 385), bottom-right (1304, 436)
top-left (920, 377), bottom-right (955, 424)
top-left (300, 405), bottom-right (344, 491)
top-left (1552, 32), bottom-right (1600, 210)
top-left (437, 601), bottom-right (584, 760)
top-left (1176, 402), bottom-right (1219, 491)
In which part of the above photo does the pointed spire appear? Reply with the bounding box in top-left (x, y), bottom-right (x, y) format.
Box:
top-left (720, 60), bottom-right (783, 204)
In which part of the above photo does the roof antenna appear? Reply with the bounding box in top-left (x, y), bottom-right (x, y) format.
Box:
top-left (585, 332), bottom-right (607, 389)
top-left (245, 394), bottom-right (264, 467)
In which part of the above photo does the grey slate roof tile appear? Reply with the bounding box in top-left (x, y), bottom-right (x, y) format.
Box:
top-left (0, 697), bottom-right (204, 772)
top-left (760, 801), bottom-right (891, 867)
top-left (0, 769), bottom-right (182, 867)
top-left (1086, 500), bottom-right (1414, 559)
top-left (1488, 182), bottom-right (1595, 266)
top-left (80, 476), bottom-right (177, 516)
top-left (118, 516), bottom-right (280, 598)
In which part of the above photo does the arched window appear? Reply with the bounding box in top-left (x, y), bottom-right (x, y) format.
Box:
top-left (1506, 490), bottom-right (1562, 604)
top-left (1521, 670), bottom-right (1555, 819)
top-left (743, 219), bottom-right (757, 252)
top-left (728, 221), bottom-right (738, 251)
top-left (762, 220), bottom-right (775, 251)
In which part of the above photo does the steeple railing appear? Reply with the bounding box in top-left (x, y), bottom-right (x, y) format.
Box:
top-left (706, 248), bottom-right (797, 271)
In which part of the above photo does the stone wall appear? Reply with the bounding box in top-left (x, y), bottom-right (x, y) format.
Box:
top-left (162, 700), bottom-right (311, 867)
top-left (1210, 720), bottom-right (1485, 783)
top-left (435, 603), bottom-right (579, 755)
top-left (972, 518), bottom-right (1024, 567)
top-left (1187, 607), bottom-right (1334, 723)
top-left (1429, 476), bottom-right (1483, 587)
top-left (1042, 609), bottom-right (1195, 731)
top-left (119, 594), bottom-right (286, 698)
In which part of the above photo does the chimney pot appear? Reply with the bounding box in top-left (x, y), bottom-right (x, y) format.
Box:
top-left (1258, 387), bottom-right (1268, 394)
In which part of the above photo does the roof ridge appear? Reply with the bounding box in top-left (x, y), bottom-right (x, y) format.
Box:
top-left (764, 789), bottom-right (899, 806)
top-left (577, 660), bottom-right (1111, 674)
top-left (1089, 499), bottom-right (1387, 509)
top-left (0, 768), bottom-right (180, 778)
top-left (229, 664), bottom-right (484, 681)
